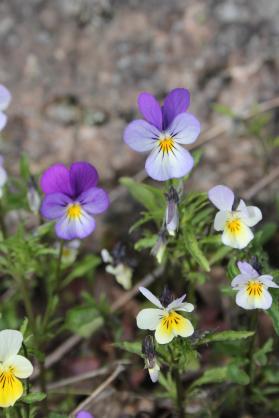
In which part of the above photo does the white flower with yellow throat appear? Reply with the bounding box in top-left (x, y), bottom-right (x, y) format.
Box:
top-left (232, 261), bottom-right (278, 310)
top-left (208, 185), bottom-right (262, 249)
top-left (137, 287), bottom-right (194, 344)
top-left (0, 329), bottom-right (33, 408)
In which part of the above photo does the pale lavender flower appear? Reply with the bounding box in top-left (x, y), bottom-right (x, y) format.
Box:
top-left (232, 261), bottom-right (278, 310)
top-left (76, 412), bottom-right (94, 418)
top-left (124, 89), bottom-right (201, 181)
top-left (0, 85), bottom-right (11, 131)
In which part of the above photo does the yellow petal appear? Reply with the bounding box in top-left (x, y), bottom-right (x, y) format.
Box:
top-left (0, 369), bottom-right (23, 407)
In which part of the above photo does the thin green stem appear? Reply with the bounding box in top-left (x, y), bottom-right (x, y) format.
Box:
top-left (168, 345), bottom-right (185, 418)
top-left (54, 240), bottom-right (64, 293)
top-left (14, 273), bottom-right (48, 412)
top-left (245, 310), bottom-right (258, 410)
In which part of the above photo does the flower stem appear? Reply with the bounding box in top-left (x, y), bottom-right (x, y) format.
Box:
top-left (174, 367), bottom-right (186, 418)
top-left (54, 240), bottom-right (64, 293)
top-left (14, 273), bottom-right (48, 412)
top-left (245, 310), bottom-right (258, 409)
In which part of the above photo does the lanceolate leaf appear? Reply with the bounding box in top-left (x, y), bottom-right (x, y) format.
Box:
top-left (197, 330), bottom-right (254, 345)
top-left (184, 228), bottom-right (210, 272)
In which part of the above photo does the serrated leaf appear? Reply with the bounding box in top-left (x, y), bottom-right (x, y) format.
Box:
top-left (190, 366), bottom-right (228, 389)
top-left (65, 306), bottom-right (104, 338)
top-left (197, 330), bottom-right (254, 345)
top-left (253, 338), bottom-right (273, 366)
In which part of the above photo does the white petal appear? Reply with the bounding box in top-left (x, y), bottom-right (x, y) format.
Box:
top-left (0, 330), bottom-right (23, 361)
top-left (231, 274), bottom-right (249, 288)
top-left (222, 223), bottom-right (254, 249)
top-left (139, 287), bottom-right (163, 308)
top-left (237, 261), bottom-right (259, 278)
top-left (208, 185), bottom-right (234, 211)
top-left (167, 294), bottom-right (186, 310)
top-left (148, 363), bottom-right (160, 383)
top-left (254, 288), bottom-right (273, 310)
top-left (240, 205), bottom-right (262, 227)
top-left (114, 264), bottom-right (133, 290)
top-left (101, 249), bottom-right (113, 263)
top-left (168, 112), bottom-right (201, 145)
top-left (136, 308), bottom-right (163, 330)
top-left (213, 210), bottom-right (228, 231)
top-left (173, 318), bottom-right (194, 338)
top-left (259, 275), bottom-right (279, 288)
top-left (5, 355), bottom-right (33, 378)
top-left (177, 303), bottom-right (195, 313)
top-left (235, 288), bottom-right (255, 310)
top-left (145, 143), bottom-right (194, 181)
top-left (0, 112), bottom-right (7, 131)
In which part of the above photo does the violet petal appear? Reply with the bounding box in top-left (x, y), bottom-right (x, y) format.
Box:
top-left (162, 88), bottom-right (190, 128)
top-left (138, 92), bottom-right (162, 130)
top-left (70, 162), bottom-right (99, 197)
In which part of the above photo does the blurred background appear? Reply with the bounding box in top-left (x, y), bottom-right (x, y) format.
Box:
top-left (0, 2), bottom-right (279, 417)
top-left (0, 0), bottom-right (278, 193)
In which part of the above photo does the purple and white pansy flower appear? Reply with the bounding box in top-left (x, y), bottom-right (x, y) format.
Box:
top-left (208, 185), bottom-right (262, 249)
top-left (40, 162), bottom-right (109, 240)
top-left (124, 89), bottom-right (201, 181)
top-left (231, 261), bottom-right (278, 310)
top-left (0, 85), bottom-right (11, 132)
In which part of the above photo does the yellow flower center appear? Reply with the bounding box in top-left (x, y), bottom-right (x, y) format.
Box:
top-left (0, 366), bottom-right (23, 408)
top-left (67, 203), bottom-right (82, 220)
top-left (159, 135), bottom-right (175, 154)
top-left (161, 310), bottom-right (183, 331)
top-left (226, 217), bottom-right (242, 233)
top-left (246, 281), bottom-right (263, 297)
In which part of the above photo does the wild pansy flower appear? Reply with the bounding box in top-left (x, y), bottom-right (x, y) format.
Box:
top-left (142, 335), bottom-right (160, 383)
top-left (165, 186), bottom-right (180, 236)
top-left (208, 185), bottom-right (262, 249)
top-left (0, 156), bottom-right (7, 198)
top-left (124, 89), bottom-right (201, 181)
top-left (40, 162), bottom-right (109, 240)
top-left (0, 329), bottom-right (33, 408)
top-left (231, 261), bottom-right (278, 310)
top-left (101, 243), bottom-right (133, 290)
top-left (137, 287), bottom-right (194, 344)
top-left (76, 412), bottom-right (94, 418)
top-left (0, 85), bottom-right (11, 132)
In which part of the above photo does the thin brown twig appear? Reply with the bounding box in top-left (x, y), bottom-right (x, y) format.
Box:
top-left (47, 360), bottom-right (130, 391)
top-left (71, 364), bottom-right (125, 417)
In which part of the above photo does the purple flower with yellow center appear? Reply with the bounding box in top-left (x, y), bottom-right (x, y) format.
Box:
top-left (124, 88), bottom-right (201, 181)
top-left (40, 162), bottom-right (109, 240)
top-left (0, 85), bottom-right (11, 131)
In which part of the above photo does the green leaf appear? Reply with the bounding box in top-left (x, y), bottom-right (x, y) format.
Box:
top-left (190, 367), bottom-right (228, 389)
top-left (134, 235), bottom-right (157, 251)
top-left (120, 177), bottom-right (165, 213)
top-left (114, 341), bottom-right (142, 356)
top-left (65, 306), bottom-right (104, 338)
top-left (197, 330), bottom-right (254, 345)
top-left (227, 363), bottom-right (250, 385)
top-left (21, 392), bottom-right (46, 404)
top-left (253, 338), bottom-right (273, 366)
top-left (184, 228), bottom-right (210, 272)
